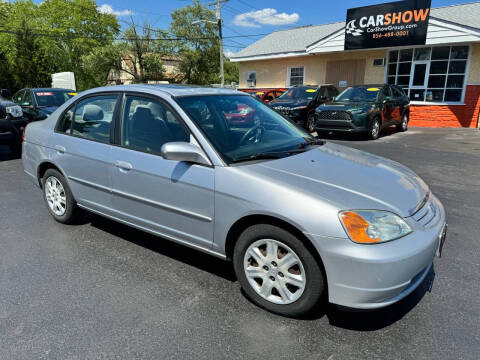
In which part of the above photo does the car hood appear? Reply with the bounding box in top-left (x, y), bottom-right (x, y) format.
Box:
top-left (244, 142), bottom-right (428, 217)
top-left (269, 98), bottom-right (310, 108)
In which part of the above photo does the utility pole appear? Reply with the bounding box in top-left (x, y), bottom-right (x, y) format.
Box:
top-left (209, 0), bottom-right (228, 87)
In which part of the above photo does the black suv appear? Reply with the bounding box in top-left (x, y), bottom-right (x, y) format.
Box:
top-left (314, 84), bottom-right (410, 140)
top-left (12, 88), bottom-right (76, 122)
top-left (0, 97), bottom-right (29, 154)
top-left (269, 85), bottom-right (338, 132)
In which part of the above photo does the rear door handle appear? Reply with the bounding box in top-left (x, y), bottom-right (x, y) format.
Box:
top-left (55, 145), bottom-right (66, 153)
top-left (115, 160), bottom-right (133, 171)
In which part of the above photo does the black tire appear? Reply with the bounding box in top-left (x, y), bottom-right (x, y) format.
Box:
top-left (306, 111), bottom-right (316, 133)
top-left (368, 117), bottom-right (381, 140)
top-left (9, 142), bottom-right (22, 155)
top-left (396, 113), bottom-right (409, 132)
top-left (42, 169), bottom-right (80, 224)
top-left (233, 224), bottom-right (325, 317)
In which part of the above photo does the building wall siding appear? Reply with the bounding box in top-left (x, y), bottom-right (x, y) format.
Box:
top-left (409, 85), bottom-right (480, 128)
top-left (469, 43), bottom-right (480, 84)
top-left (238, 50), bottom-right (386, 88)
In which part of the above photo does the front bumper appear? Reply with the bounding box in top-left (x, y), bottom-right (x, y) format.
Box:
top-left (307, 194), bottom-right (446, 309)
top-left (314, 118), bottom-right (368, 133)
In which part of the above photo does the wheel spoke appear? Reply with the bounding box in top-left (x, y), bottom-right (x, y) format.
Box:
top-left (284, 273), bottom-right (305, 289)
top-left (266, 240), bottom-right (278, 260)
top-left (245, 266), bottom-right (265, 278)
top-left (248, 248), bottom-right (265, 266)
top-left (259, 280), bottom-right (273, 297)
top-left (274, 283), bottom-right (291, 302)
top-left (278, 252), bottom-right (297, 270)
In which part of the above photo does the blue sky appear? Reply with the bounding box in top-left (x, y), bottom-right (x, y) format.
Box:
top-left (37, 0), bottom-right (479, 55)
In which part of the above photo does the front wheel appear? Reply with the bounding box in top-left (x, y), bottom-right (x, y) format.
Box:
top-left (233, 224), bottom-right (325, 317)
top-left (306, 112), bottom-right (316, 133)
top-left (368, 117), bottom-right (381, 140)
top-left (396, 113), bottom-right (409, 132)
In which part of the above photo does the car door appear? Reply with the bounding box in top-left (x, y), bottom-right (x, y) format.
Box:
top-left (392, 86), bottom-right (408, 123)
top-left (52, 93), bottom-right (120, 215)
top-left (109, 93), bottom-right (215, 249)
top-left (380, 86), bottom-right (395, 125)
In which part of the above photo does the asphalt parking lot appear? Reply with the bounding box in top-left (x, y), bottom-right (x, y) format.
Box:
top-left (1, 127), bottom-right (479, 359)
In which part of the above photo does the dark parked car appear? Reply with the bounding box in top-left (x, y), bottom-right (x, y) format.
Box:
top-left (12, 88), bottom-right (77, 122)
top-left (314, 84), bottom-right (410, 140)
top-left (269, 85), bottom-right (339, 132)
top-left (0, 99), bottom-right (29, 154)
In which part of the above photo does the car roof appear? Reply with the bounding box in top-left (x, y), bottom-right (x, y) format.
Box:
top-left (30, 88), bottom-right (75, 92)
top-left (352, 84), bottom-right (386, 88)
top-left (79, 84), bottom-right (244, 98)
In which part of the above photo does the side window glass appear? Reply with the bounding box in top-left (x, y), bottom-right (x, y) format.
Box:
top-left (381, 86), bottom-right (392, 99)
top-left (392, 87), bottom-right (404, 100)
top-left (122, 96), bottom-right (190, 154)
top-left (13, 90), bottom-right (24, 104)
top-left (23, 91), bottom-right (33, 106)
top-left (57, 108), bottom-right (74, 133)
top-left (72, 95), bottom-right (117, 143)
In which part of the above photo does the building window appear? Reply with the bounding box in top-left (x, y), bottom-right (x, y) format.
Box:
top-left (288, 67), bottom-right (305, 86)
top-left (247, 71), bottom-right (256, 87)
top-left (386, 45), bottom-right (469, 103)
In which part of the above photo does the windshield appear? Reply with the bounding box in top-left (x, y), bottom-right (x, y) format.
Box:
top-left (177, 95), bottom-right (314, 164)
top-left (278, 87), bottom-right (317, 101)
top-left (34, 90), bottom-right (76, 107)
top-left (335, 87), bottom-right (380, 102)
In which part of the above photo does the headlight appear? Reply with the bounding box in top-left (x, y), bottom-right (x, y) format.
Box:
top-left (6, 105), bottom-right (23, 118)
top-left (350, 109), bottom-right (365, 114)
top-left (339, 210), bottom-right (412, 244)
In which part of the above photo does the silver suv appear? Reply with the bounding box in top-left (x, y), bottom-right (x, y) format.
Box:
top-left (22, 85), bottom-right (447, 317)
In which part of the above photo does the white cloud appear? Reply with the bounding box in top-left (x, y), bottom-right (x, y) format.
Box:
top-left (233, 8), bottom-right (299, 28)
top-left (97, 4), bottom-right (134, 17)
top-left (224, 50), bottom-right (236, 58)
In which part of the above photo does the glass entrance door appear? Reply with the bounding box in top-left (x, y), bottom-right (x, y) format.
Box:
top-left (409, 61), bottom-right (430, 101)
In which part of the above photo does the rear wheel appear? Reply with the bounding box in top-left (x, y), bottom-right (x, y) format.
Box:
top-left (396, 113), bottom-right (409, 132)
top-left (42, 169), bottom-right (80, 224)
top-left (368, 117), bottom-right (381, 140)
top-left (233, 224), bottom-right (325, 317)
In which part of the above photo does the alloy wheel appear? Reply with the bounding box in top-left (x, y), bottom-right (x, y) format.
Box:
top-left (45, 176), bottom-right (67, 216)
top-left (307, 114), bottom-right (315, 133)
top-left (402, 115), bottom-right (408, 130)
top-left (243, 239), bottom-right (306, 305)
top-left (371, 119), bottom-right (380, 139)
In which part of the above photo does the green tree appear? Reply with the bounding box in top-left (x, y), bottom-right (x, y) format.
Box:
top-left (0, 0), bottom-right (120, 91)
top-left (169, 0), bottom-right (220, 85)
top-left (224, 58), bottom-right (239, 85)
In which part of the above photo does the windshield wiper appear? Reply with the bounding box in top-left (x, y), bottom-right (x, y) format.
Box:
top-left (232, 148), bottom-right (311, 163)
top-left (298, 138), bottom-right (326, 149)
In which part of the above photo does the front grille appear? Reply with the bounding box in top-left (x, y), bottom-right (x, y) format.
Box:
top-left (410, 194), bottom-right (438, 227)
top-left (317, 110), bottom-right (352, 121)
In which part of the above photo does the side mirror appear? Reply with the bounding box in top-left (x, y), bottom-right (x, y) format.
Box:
top-left (161, 142), bottom-right (211, 166)
top-left (1, 89), bottom-right (11, 98)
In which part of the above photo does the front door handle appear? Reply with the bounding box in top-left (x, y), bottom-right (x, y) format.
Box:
top-left (55, 145), bottom-right (66, 153)
top-left (115, 160), bottom-right (133, 171)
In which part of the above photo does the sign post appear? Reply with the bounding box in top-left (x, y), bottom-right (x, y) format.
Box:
top-left (345, 0), bottom-right (431, 50)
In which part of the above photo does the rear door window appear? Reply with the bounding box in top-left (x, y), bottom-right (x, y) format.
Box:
top-left (13, 90), bottom-right (25, 105)
top-left (72, 95), bottom-right (119, 143)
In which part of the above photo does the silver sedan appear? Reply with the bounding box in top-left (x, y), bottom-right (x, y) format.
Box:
top-left (22, 85), bottom-right (447, 317)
